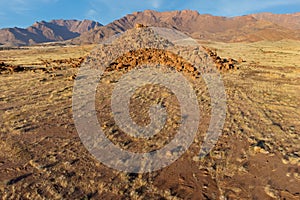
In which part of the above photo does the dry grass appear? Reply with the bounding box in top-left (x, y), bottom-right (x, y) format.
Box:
top-left (200, 39), bottom-right (300, 68)
top-left (0, 44), bottom-right (96, 66)
top-left (0, 40), bottom-right (299, 199)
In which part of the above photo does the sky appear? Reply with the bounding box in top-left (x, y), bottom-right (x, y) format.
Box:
top-left (0, 0), bottom-right (300, 28)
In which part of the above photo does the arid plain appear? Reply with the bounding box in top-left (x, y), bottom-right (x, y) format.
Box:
top-left (0, 32), bottom-right (299, 200)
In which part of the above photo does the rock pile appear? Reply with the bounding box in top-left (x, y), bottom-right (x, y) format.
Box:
top-left (89, 27), bottom-right (239, 77)
top-left (107, 48), bottom-right (200, 77)
top-left (202, 46), bottom-right (241, 71)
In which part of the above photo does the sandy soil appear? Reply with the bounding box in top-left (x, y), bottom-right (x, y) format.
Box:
top-left (0, 40), bottom-right (299, 199)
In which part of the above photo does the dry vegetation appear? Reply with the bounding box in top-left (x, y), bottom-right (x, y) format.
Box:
top-left (0, 45), bottom-right (95, 67)
top-left (0, 39), bottom-right (299, 199)
top-left (201, 39), bottom-right (300, 68)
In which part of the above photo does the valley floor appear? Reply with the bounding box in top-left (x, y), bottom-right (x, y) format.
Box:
top-left (0, 41), bottom-right (299, 199)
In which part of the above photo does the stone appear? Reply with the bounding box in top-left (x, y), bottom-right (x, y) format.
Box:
top-left (135, 23), bottom-right (148, 29)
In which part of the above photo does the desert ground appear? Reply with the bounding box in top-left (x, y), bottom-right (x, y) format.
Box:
top-left (0, 36), bottom-right (299, 200)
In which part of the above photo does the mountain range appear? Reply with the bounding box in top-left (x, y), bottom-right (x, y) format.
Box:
top-left (1, 10), bottom-right (299, 47)
top-left (0, 20), bottom-right (102, 46)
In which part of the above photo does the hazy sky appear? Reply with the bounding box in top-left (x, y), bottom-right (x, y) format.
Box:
top-left (0, 0), bottom-right (299, 28)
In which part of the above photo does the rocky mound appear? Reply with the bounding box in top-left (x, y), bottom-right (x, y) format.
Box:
top-left (90, 26), bottom-right (239, 76)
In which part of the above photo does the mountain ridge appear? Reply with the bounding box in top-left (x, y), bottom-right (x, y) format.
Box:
top-left (71, 10), bottom-right (300, 44)
top-left (1, 10), bottom-right (300, 47)
top-left (0, 19), bottom-right (102, 46)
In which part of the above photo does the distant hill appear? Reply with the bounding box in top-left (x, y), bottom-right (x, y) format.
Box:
top-left (251, 12), bottom-right (300, 30)
top-left (1, 10), bottom-right (300, 47)
top-left (0, 20), bottom-right (102, 46)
